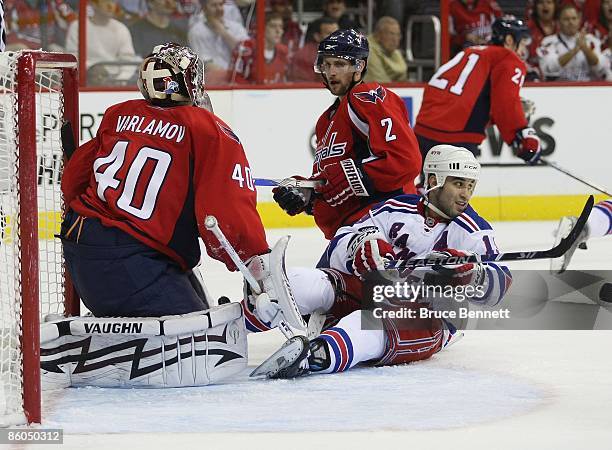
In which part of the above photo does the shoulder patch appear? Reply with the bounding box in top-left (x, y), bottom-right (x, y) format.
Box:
top-left (216, 121), bottom-right (241, 144)
top-left (353, 85), bottom-right (386, 104)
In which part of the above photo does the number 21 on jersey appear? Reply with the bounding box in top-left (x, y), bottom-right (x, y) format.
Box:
top-left (428, 51), bottom-right (481, 95)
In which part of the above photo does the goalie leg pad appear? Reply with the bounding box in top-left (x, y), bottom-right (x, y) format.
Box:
top-left (246, 236), bottom-right (307, 330)
top-left (40, 303), bottom-right (247, 388)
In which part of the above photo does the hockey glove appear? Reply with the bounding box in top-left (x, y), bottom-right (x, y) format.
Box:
top-left (314, 159), bottom-right (371, 207)
top-left (512, 127), bottom-right (541, 164)
top-left (272, 177), bottom-right (313, 216)
top-left (425, 248), bottom-right (485, 287)
top-left (348, 230), bottom-right (396, 278)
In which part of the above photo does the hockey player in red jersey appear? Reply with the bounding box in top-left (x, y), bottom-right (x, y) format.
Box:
top-left (273, 29), bottom-right (422, 239)
top-left (60, 43), bottom-right (288, 318)
top-left (414, 17), bottom-right (542, 165)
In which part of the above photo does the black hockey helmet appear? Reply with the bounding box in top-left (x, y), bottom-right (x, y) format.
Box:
top-left (314, 29), bottom-right (369, 74)
top-left (490, 17), bottom-right (530, 46)
top-left (138, 42), bottom-right (207, 108)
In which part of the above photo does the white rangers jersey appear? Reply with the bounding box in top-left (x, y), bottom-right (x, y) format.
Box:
top-left (317, 194), bottom-right (512, 306)
top-left (537, 32), bottom-right (607, 81)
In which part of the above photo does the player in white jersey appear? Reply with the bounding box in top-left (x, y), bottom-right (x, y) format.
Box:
top-left (551, 199), bottom-right (612, 273)
top-left (249, 145), bottom-right (513, 379)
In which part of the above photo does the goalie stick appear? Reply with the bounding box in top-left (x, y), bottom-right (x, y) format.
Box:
top-left (204, 216), bottom-right (295, 339)
top-left (61, 120), bottom-right (77, 160)
top-left (385, 195), bottom-right (595, 270)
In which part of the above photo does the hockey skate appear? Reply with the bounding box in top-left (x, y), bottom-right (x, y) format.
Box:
top-left (550, 215), bottom-right (589, 274)
top-left (250, 335), bottom-right (330, 379)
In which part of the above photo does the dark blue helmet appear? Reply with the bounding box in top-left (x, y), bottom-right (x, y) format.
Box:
top-left (314, 29), bottom-right (369, 72)
top-left (490, 17), bottom-right (530, 46)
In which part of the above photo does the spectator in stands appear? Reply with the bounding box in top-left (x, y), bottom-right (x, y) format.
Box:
top-left (449, 0), bottom-right (503, 53)
top-left (230, 12), bottom-right (289, 84)
top-left (306, 0), bottom-right (360, 42)
top-left (526, 0), bottom-right (558, 80)
top-left (538, 3), bottom-right (608, 80)
top-left (65, 0), bottom-right (137, 85)
top-left (130, 0), bottom-right (188, 57)
top-left (377, 0), bottom-right (422, 32)
top-left (3, 0), bottom-right (75, 51)
top-left (589, 0), bottom-right (611, 48)
top-left (289, 17), bottom-right (338, 82)
top-left (593, 0), bottom-right (612, 79)
top-left (365, 16), bottom-right (408, 83)
top-left (224, 0), bottom-right (254, 27)
top-left (270, 0), bottom-right (303, 56)
top-left (188, 0), bottom-right (248, 78)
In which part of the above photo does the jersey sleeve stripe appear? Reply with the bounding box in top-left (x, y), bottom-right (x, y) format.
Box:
top-left (347, 101), bottom-right (369, 137)
top-left (372, 205), bottom-right (418, 217)
top-left (454, 216), bottom-right (478, 234)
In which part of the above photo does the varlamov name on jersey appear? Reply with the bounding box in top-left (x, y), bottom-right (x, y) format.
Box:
top-left (115, 115), bottom-right (186, 143)
top-left (83, 322), bottom-right (144, 334)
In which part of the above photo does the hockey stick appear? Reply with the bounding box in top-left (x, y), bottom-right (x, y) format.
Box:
top-left (254, 178), bottom-right (321, 189)
top-left (385, 195), bottom-right (595, 270)
top-left (540, 159), bottom-right (611, 196)
top-left (204, 216), bottom-right (295, 339)
top-left (60, 120), bottom-right (77, 161)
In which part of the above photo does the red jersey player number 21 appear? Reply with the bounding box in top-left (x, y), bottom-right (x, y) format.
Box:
top-left (414, 17), bottom-right (541, 166)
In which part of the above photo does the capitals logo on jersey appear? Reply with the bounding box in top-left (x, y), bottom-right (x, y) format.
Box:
top-left (353, 86), bottom-right (386, 104)
top-left (313, 121), bottom-right (347, 171)
top-left (163, 76), bottom-right (180, 94)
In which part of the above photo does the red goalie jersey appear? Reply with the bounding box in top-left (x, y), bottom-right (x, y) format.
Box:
top-left (414, 45), bottom-right (528, 146)
top-left (311, 82), bottom-right (422, 239)
top-left (62, 99), bottom-right (269, 271)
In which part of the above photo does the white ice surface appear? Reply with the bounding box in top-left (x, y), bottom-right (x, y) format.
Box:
top-left (36, 222), bottom-right (612, 450)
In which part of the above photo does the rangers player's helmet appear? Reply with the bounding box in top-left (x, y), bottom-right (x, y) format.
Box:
top-left (138, 43), bottom-right (206, 108)
top-left (423, 145), bottom-right (481, 189)
top-left (490, 17), bottom-right (530, 46)
top-left (314, 29), bottom-right (369, 74)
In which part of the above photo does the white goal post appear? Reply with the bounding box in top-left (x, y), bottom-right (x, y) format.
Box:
top-left (0, 51), bottom-right (80, 425)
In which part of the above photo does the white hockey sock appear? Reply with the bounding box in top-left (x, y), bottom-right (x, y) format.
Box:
top-left (317, 310), bottom-right (385, 373)
top-left (589, 200), bottom-right (612, 238)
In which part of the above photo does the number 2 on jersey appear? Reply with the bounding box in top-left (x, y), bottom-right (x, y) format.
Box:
top-left (428, 51), bottom-right (480, 95)
top-left (93, 140), bottom-right (171, 220)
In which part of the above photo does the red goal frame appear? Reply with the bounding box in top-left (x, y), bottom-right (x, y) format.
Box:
top-left (15, 51), bottom-right (80, 424)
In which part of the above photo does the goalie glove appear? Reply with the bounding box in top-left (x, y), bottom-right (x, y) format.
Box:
top-left (272, 177), bottom-right (313, 216)
top-left (512, 127), bottom-right (541, 165)
top-left (314, 159), bottom-right (371, 207)
top-left (425, 248), bottom-right (485, 287)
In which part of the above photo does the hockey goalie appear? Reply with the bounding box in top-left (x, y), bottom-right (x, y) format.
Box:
top-left (41, 43), bottom-right (301, 388)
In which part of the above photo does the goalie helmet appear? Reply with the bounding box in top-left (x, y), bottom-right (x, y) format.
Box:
top-left (423, 145), bottom-right (481, 189)
top-left (137, 43), bottom-right (206, 108)
top-left (314, 29), bottom-right (369, 74)
top-left (490, 17), bottom-right (530, 46)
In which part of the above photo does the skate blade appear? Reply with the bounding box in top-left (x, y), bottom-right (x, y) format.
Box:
top-left (250, 336), bottom-right (306, 378)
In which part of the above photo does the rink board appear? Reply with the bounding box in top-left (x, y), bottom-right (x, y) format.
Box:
top-left (71, 85), bottom-right (612, 225)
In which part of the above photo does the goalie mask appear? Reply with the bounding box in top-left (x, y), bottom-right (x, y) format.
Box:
top-left (138, 43), bottom-right (207, 108)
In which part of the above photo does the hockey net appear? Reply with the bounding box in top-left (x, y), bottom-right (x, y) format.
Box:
top-left (0, 51), bottom-right (79, 426)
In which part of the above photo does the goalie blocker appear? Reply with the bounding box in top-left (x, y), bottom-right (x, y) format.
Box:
top-left (40, 302), bottom-right (247, 388)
